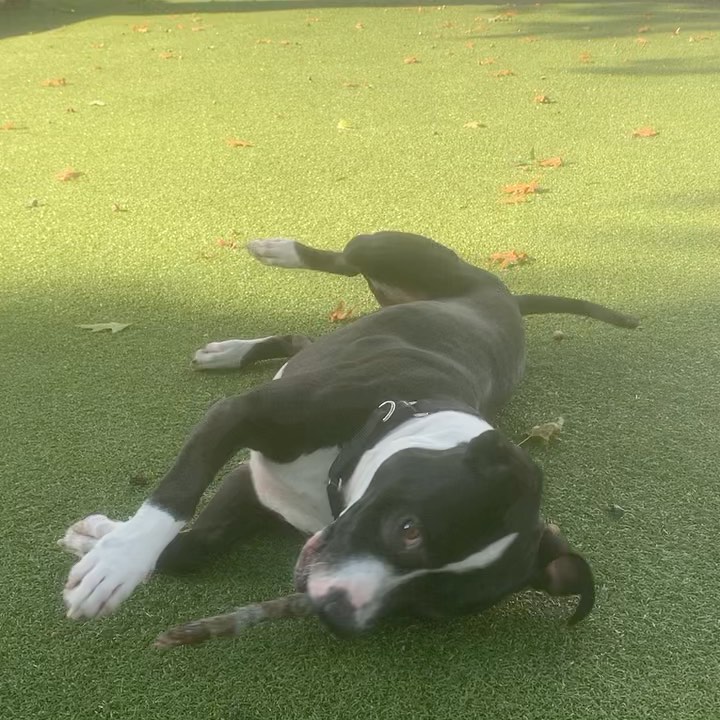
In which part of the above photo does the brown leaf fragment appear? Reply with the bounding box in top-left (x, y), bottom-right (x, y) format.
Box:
top-left (111, 203), bottom-right (127, 213)
top-left (191, 25), bottom-right (204, 32)
top-left (538, 156), bottom-right (563, 168)
top-left (329, 300), bottom-right (353, 322)
top-left (637, 25), bottom-right (650, 33)
top-left (579, 51), bottom-right (593, 63)
top-left (502, 179), bottom-right (540, 194)
top-left (0, 121), bottom-right (17, 130)
top-left (56, 167), bottom-right (83, 181)
top-left (478, 56), bottom-right (496, 65)
top-left (132, 24), bottom-right (149, 33)
top-left (495, 69), bottom-right (515, 77)
top-left (518, 417), bottom-right (564, 445)
top-left (632, 126), bottom-right (658, 138)
top-left (635, 36), bottom-right (649, 46)
top-left (465, 41), bottom-right (476, 49)
top-left (689, 34), bottom-right (713, 42)
top-left (488, 250), bottom-right (530, 269)
top-left (463, 120), bottom-right (486, 129)
top-left (355, 22), bottom-right (365, 30)
top-left (226, 138), bottom-right (253, 148)
top-left (256, 38), bottom-right (272, 44)
top-left (403, 55), bottom-right (420, 64)
top-left (42, 77), bottom-right (67, 87)
top-left (534, 94), bottom-right (552, 104)
top-left (216, 237), bottom-right (239, 250)
top-left (159, 51), bottom-right (176, 59)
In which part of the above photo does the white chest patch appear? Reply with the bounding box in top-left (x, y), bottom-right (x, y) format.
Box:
top-left (250, 447), bottom-right (338, 534)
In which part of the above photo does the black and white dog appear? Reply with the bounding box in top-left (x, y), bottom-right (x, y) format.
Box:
top-left (59, 232), bottom-right (638, 635)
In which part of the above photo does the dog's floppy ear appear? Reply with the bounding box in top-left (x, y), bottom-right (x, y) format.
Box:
top-left (531, 523), bottom-right (595, 624)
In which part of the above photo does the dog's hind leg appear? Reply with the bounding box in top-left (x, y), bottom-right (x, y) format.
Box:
top-left (192, 334), bottom-right (312, 371)
top-left (155, 463), bottom-right (278, 573)
top-left (248, 232), bottom-right (481, 307)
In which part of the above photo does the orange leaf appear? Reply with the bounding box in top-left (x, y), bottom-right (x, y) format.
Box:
top-left (538, 156), bottom-right (563, 168)
top-left (478, 56), bottom-right (496, 65)
top-left (159, 51), bottom-right (176, 59)
top-left (329, 300), bottom-right (353, 323)
top-left (534, 94), bottom-right (552, 104)
top-left (502, 179), bottom-right (540, 195)
top-left (495, 69), bottom-right (515, 77)
top-left (216, 237), bottom-right (239, 250)
top-left (489, 250), bottom-right (529, 269)
top-left (632, 126), bottom-right (658, 138)
top-left (0, 121), bottom-right (17, 130)
top-left (56, 167), bottom-right (83, 181)
top-left (403, 55), bottom-right (420, 64)
top-left (41, 77), bottom-right (67, 87)
top-left (132, 24), bottom-right (149, 33)
top-left (355, 22), bottom-right (365, 30)
top-left (226, 138), bottom-right (253, 148)
top-left (579, 51), bottom-right (593, 63)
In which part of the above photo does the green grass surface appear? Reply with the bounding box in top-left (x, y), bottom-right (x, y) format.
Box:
top-left (2, 1), bottom-right (719, 718)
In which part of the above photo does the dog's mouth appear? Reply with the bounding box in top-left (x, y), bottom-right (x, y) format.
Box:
top-left (293, 529), bottom-right (327, 592)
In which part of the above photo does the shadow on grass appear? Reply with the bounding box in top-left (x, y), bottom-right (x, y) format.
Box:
top-left (2, 0), bottom-right (718, 43)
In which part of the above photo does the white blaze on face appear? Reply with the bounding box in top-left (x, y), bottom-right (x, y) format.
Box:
top-left (307, 532), bottom-right (519, 629)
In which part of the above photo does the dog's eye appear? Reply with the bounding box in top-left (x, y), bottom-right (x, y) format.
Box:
top-left (400, 518), bottom-right (423, 549)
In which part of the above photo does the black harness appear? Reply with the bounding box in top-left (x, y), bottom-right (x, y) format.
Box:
top-left (326, 399), bottom-right (483, 518)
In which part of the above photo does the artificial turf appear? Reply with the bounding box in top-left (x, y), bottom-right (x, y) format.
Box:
top-left (2, 1), bottom-right (719, 718)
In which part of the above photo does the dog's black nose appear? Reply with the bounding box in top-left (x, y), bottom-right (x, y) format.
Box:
top-left (315, 589), bottom-right (361, 637)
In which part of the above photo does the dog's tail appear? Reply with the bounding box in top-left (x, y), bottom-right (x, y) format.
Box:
top-left (515, 294), bottom-right (639, 328)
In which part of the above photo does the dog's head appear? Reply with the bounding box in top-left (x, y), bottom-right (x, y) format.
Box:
top-left (295, 430), bottom-right (593, 635)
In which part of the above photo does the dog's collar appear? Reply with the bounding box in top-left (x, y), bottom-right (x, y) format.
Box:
top-left (327, 399), bottom-right (481, 519)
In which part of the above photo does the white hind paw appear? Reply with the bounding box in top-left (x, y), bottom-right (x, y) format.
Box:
top-left (192, 337), bottom-right (271, 370)
top-left (247, 238), bottom-right (303, 268)
top-left (57, 514), bottom-right (123, 558)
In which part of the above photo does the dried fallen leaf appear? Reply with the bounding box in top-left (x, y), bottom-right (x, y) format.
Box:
top-left (77, 322), bottom-right (132, 334)
top-left (159, 51), bottom-right (176, 59)
top-left (579, 51), bottom-right (593, 63)
top-left (632, 126), bottom-right (658, 138)
top-left (329, 300), bottom-right (353, 322)
top-left (56, 167), bottom-right (83, 182)
top-left (496, 69), bottom-right (515, 77)
top-left (88, 100), bottom-right (106, 106)
top-left (256, 38), bottom-right (272, 44)
top-left (111, 203), bottom-right (127, 212)
top-left (0, 121), bottom-right (17, 130)
top-left (478, 57), bottom-right (496, 65)
top-left (217, 237), bottom-right (239, 249)
top-left (489, 250), bottom-right (530, 269)
top-left (465, 41), bottom-right (476, 49)
top-left (191, 25), bottom-right (204, 32)
top-left (689, 34), bottom-right (713, 42)
top-left (534, 94), bottom-right (553, 104)
top-left (637, 25), bottom-right (650, 33)
top-left (538, 156), bottom-right (563, 168)
top-left (635, 36), bottom-right (649, 46)
top-left (132, 24), bottom-right (149, 33)
top-left (518, 416), bottom-right (564, 445)
top-left (520, 35), bottom-right (538, 43)
top-left (355, 21), bottom-right (365, 30)
top-left (502, 179), bottom-right (540, 195)
top-left (463, 120), bottom-right (486, 129)
top-left (42, 77), bottom-right (67, 87)
top-left (278, 40), bottom-right (291, 46)
top-left (336, 118), bottom-right (354, 130)
top-left (226, 138), bottom-right (253, 148)
top-left (403, 55), bottom-right (420, 64)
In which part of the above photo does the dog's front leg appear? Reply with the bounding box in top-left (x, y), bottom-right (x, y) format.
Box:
top-left (63, 394), bottom-right (259, 620)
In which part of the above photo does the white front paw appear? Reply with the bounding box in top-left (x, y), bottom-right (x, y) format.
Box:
top-left (57, 514), bottom-right (123, 558)
top-left (62, 503), bottom-right (184, 620)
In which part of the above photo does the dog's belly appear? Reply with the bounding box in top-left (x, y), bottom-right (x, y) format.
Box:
top-left (249, 448), bottom-right (337, 534)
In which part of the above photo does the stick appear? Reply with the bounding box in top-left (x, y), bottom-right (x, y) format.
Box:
top-left (153, 593), bottom-right (314, 649)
